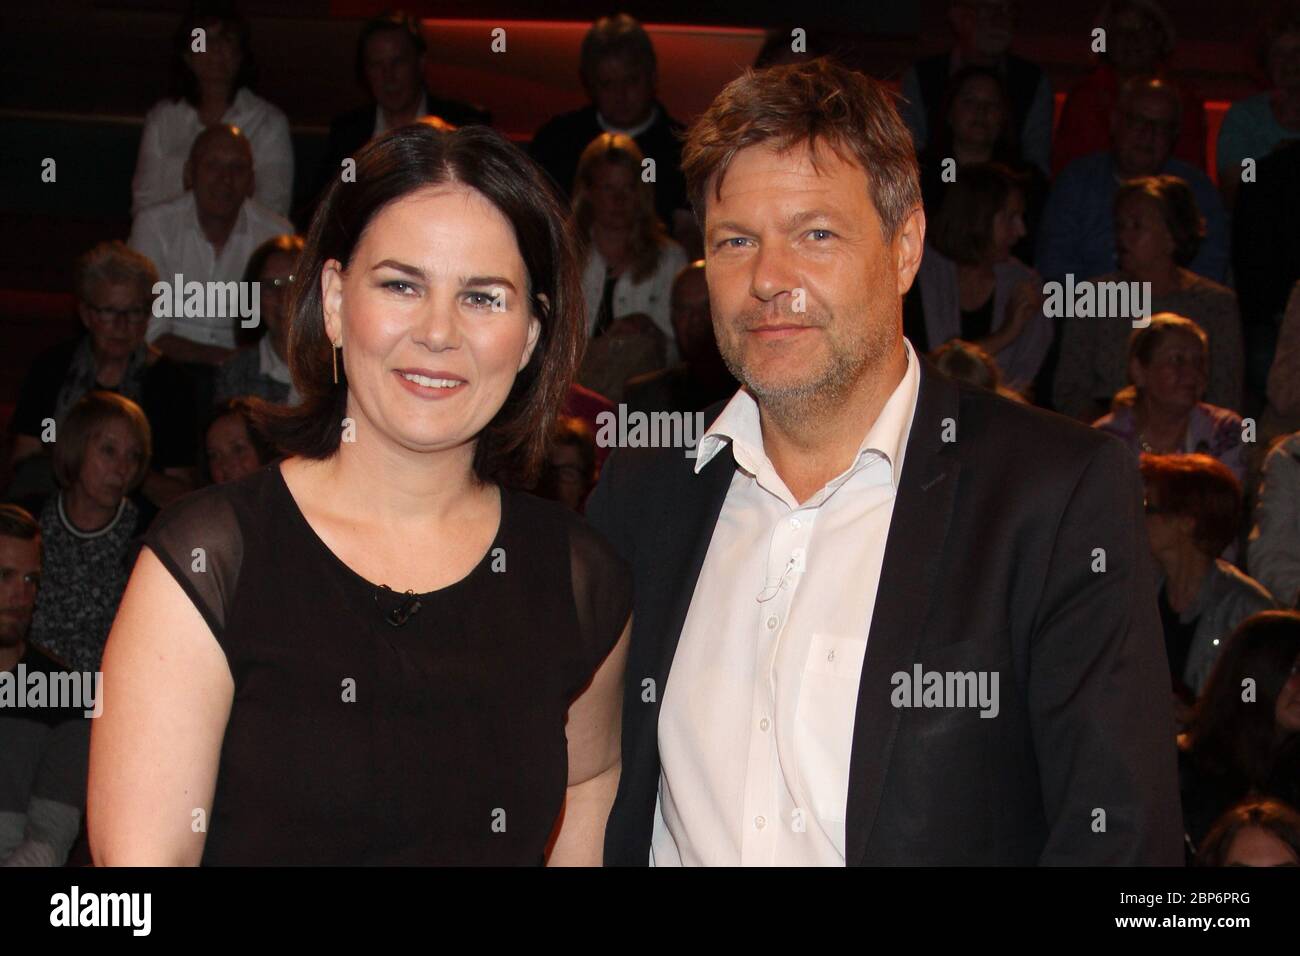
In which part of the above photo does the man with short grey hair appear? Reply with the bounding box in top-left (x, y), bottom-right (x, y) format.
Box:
top-left (591, 57), bottom-right (1183, 866)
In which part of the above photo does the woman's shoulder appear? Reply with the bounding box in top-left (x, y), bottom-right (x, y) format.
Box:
top-left (1193, 400), bottom-right (1244, 431)
top-left (995, 256), bottom-right (1037, 283)
top-left (143, 465), bottom-right (278, 550)
top-left (1178, 271), bottom-right (1235, 303)
top-left (232, 87), bottom-right (289, 128)
top-left (654, 236), bottom-right (689, 272)
top-left (1223, 91), bottom-right (1272, 124)
top-left (142, 96), bottom-right (192, 126)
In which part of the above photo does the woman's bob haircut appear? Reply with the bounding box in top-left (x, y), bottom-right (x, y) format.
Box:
top-left (251, 123), bottom-right (586, 488)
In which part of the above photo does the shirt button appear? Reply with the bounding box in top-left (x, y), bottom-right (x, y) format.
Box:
top-left (789, 516), bottom-right (801, 529)
top-left (765, 616), bottom-right (779, 630)
top-left (755, 816), bottom-right (766, 830)
top-left (759, 717), bottom-right (770, 731)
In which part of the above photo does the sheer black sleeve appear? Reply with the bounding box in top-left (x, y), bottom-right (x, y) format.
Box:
top-left (565, 514), bottom-right (633, 700)
top-left (138, 485), bottom-right (244, 649)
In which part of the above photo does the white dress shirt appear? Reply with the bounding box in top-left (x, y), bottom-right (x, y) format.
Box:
top-left (129, 193), bottom-right (293, 348)
top-left (131, 87), bottom-right (294, 217)
top-left (651, 339), bottom-right (921, 866)
top-left (581, 239), bottom-right (688, 363)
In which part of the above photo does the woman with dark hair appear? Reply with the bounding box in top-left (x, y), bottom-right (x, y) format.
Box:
top-left (1054, 176), bottom-right (1244, 420)
top-left (1179, 610), bottom-right (1300, 853)
top-left (906, 162), bottom-right (1052, 395)
top-left (89, 123), bottom-right (631, 865)
top-left (1094, 314), bottom-right (1245, 484)
top-left (918, 66), bottom-right (1047, 261)
top-left (131, 3), bottom-right (293, 216)
top-left (1138, 453), bottom-right (1274, 703)
top-left (201, 398), bottom-right (277, 485)
top-left (573, 133), bottom-right (688, 362)
top-left (1196, 797), bottom-right (1300, 865)
top-left (215, 234), bottom-right (304, 401)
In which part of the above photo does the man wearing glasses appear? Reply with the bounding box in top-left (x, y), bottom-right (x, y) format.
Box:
top-left (4, 242), bottom-right (199, 509)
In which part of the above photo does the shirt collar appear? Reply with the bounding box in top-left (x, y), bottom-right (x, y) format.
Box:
top-left (597, 103), bottom-right (659, 139)
top-left (693, 338), bottom-right (920, 493)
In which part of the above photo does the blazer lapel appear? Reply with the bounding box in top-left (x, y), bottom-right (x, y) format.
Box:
top-left (845, 362), bottom-right (962, 864)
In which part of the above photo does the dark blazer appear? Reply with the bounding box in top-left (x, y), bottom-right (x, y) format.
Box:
top-left (587, 358), bottom-right (1185, 865)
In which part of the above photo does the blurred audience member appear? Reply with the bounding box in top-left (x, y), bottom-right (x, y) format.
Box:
top-left (918, 66), bottom-right (1047, 262)
top-left (931, 338), bottom-right (1025, 402)
top-left (562, 383), bottom-right (616, 473)
top-left (535, 417), bottom-right (598, 513)
top-left (1178, 610), bottom-right (1300, 849)
top-left (1053, 1), bottom-right (1206, 173)
top-left (1239, 173), bottom-right (1300, 422)
top-left (1215, 1), bottom-right (1300, 211)
top-left (907, 163), bottom-right (1051, 395)
top-left (529, 14), bottom-right (694, 249)
top-left (129, 124), bottom-right (292, 366)
top-left (1037, 78), bottom-right (1228, 285)
top-left (1249, 430), bottom-right (1300, 608)
top-left (312, 11), bottom-right (490, 216)
top-left (28, 394), bottom-right (153, 674)
top-left (132, 4), bottom-right (292, 217)
top-left (625, 261), bottom-right (738, 415)
top-left (6, 242), bottom-right (197, 509)
top-left (202, 398), bottom-right (277, 486)
top-left (1096, 315), bottom-right (1245, 483)
top-left (577, 313), bottom-right (667, 404)
top-left (1140, 453), bottom-right (1275, 703)
top-left (1054, 178), bottom-right (1242, 419)
top-left (1196, 797), bottom-right (1300, 866)
top-left (216, 234), bottom-right (304, 404)
top-left (899, 0), bottom-right (1053, 174)
top-left (574, 133), bottom-right (687, 359)
top-left (0, 505), bottom-right (90, 867)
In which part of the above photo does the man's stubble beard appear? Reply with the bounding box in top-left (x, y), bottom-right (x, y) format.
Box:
top-left (717, 300), bottom-right (897, 431)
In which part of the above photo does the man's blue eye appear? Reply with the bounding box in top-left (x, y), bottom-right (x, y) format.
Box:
top-left (809, 229), bottom-right (833, 240)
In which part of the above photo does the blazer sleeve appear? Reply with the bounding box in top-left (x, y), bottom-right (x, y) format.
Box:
top-left (1027, 435), bottom-right (1185, 864)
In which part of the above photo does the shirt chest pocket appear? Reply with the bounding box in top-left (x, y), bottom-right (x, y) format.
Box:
top-left (793, 633), bottom-right (867, 825)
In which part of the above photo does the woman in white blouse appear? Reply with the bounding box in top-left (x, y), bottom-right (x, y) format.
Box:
top-left (132, 9), bottom-right (293, 217)
top-left (573, 133), bottom-right (688, 363)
